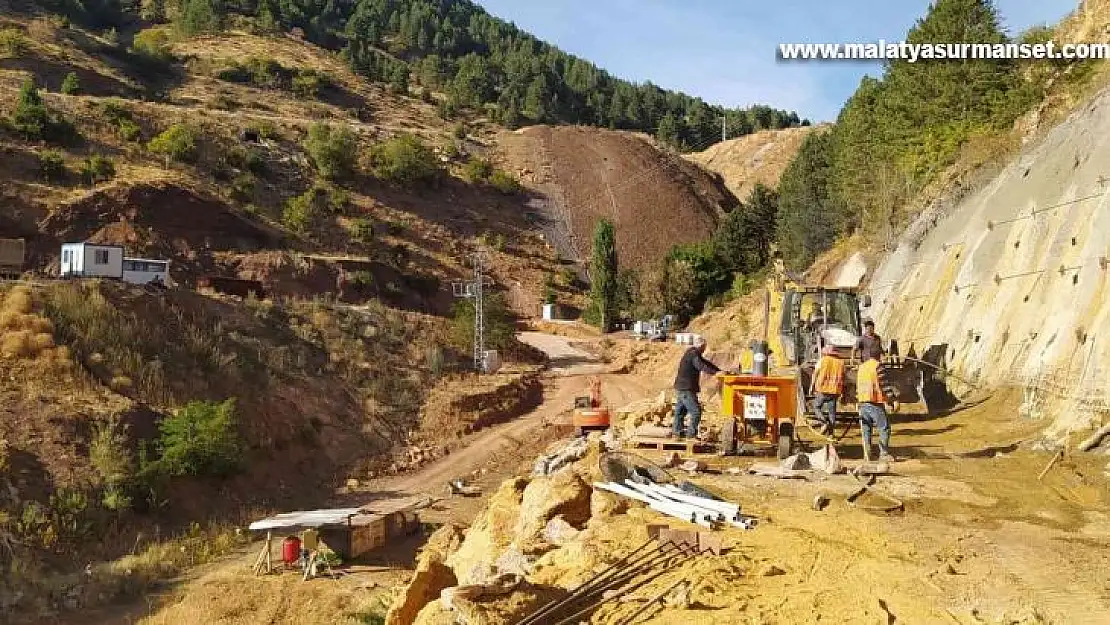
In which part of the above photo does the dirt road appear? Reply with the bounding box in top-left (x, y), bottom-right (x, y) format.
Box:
top-left (376, 332), bottom-right (652, 500)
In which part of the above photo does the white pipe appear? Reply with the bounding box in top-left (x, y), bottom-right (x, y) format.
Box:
top-left (593, 482), bottom-right (715, 528)
top-left (622, 482), bottom-right (726, 522)
top-left (656, 485), bottom-right (741, 517)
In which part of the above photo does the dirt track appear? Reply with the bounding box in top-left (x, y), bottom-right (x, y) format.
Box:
top-left (369, 332), bottom-right (652, 508)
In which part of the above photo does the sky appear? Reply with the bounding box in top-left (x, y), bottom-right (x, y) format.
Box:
top-left (473, 0), bottom-right (1078, 122)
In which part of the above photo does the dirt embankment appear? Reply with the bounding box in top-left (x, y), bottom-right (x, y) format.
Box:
top-left (368, 370), bottom-right (545, 477)
top-left (499, 126), bottom-right (738, 270)
top-left (686, 125), bottom-right (822, 201)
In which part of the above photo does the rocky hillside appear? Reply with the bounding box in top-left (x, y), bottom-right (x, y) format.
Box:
top-left (686, 126), bottom-right (820, 201)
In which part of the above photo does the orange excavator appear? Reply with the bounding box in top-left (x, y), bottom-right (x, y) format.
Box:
top-left (572, 377), bottom-right (610, 436)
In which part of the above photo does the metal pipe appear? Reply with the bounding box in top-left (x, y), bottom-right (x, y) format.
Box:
top-left (656, 485), bottom-right (741, 516)
top-left (595, 483), bottom-right (718, 527)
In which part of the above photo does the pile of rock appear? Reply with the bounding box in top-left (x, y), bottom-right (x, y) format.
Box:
top-left (616, 391), bottom-right (672, 431)
top-left (387, 464), bottom-right (619, 625)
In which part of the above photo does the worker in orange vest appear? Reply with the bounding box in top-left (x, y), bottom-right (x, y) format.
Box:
top-left (856, 343), bottom-right (894, 462)
top-left (810, 344), bottom-right (844, 436)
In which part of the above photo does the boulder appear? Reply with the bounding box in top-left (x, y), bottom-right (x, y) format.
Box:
top-left (590, 488), bottom-right (631, 519)
top-left (385, 525), bottom-right (465, 625)
top-left (513, 471), bottom-right (592, 549)
top-left (542, 516), bottom-right (581, 546)
top-left (447, 477), bottom-right (529, 586)
top-left (412, 600), bottom-right (455, 625)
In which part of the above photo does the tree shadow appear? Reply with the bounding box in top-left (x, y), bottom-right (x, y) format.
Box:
top-left (0, 55), bottom-right (139, 98)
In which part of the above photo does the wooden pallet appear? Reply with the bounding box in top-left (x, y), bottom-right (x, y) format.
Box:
top-left (630, 435), bottom-right (718, 454)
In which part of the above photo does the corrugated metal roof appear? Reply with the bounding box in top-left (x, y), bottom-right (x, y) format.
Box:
top-left (248, 508), bottom-right (362, 531)
top-left (248, 496), bottom-right (432, 532)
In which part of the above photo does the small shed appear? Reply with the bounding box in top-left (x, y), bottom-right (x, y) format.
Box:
top-left (247, 496), bottom-right (427, 562)
top-left (122, 257), bottom-right (171, 286)
top-left (60, 242), bottom-right (124, 279)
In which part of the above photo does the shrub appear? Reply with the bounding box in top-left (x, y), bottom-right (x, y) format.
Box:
top-left (148, 123), bottom-right (198, 164)
top-left (156, 398), bottom-right (241, 478)
top-left (452, 122), bottom-right (466, 139)
top-left (245, 121), bottom-right (279, 140)
top-left (542, 274), bottom-right (557, 305)
top-left (283, 187), bottom-right (320, 233)
top-left (424, 345), bottom-right (444, 376)
top-left (368, 134), bottom-right (438, 186)
top-left (131, 28), bottom-right (173, 65)
top-left (60, 72), bottom-right (80, 95)
top-left (489, 169), bottom-right (521, 195)
top-left (348, 271), bottom-right (373, 288)
top-left (304, 123), bottom-right (357, 181)
top-left (230, 173), bottom-right (255, 202)
top-left (0, 28), bottom-right (28, 58)
top-left (462, 158), bottom-right (493, 184)
top-left (245, 56), bottom-right (284, 88)
top-left (80, 154), bottom-right (116, 185)
top-left (451, 291), bottom-right (515, 353)
top-left (90, 416), bottom-right (133, 489)
top-left (292, 70), bottom-right (326, 99)
top-left (228, 146), bottom-right (265, 174)
top-left (38, 150), bottom-right (67, 181)
top-left (348, 218), bottom-right (374, 244)
top-left (117, 118), bottom-right (141, 141)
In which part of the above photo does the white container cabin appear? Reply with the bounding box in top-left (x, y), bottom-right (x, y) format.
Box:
top-left (59, 243), bottom-right (123, 279)
top-left (122, 257), bottom-right (171, 285)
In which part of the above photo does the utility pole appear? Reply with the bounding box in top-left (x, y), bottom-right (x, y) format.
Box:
top-left (721, 115), bottom-right (727, 142)
top-left (452, 247), bottom-right (492, 374)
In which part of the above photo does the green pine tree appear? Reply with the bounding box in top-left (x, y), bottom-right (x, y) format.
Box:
top-left (589, 219), bottom-right (618, 332)
top-left (60, 72), bottom-right (80, 95)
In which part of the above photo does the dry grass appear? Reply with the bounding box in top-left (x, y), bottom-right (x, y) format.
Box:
top-left (0, 287), bottom-right (74, 370)
top-left (3, 523), bottom-right (251, 617)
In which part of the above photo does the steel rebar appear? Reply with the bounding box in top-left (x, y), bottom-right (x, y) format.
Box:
top-left (516, 539), bottom-right (663, 625)
top-left (549, 550), bottom-right (700, 625)
top-left (520, 545), bottom-right (690, 625)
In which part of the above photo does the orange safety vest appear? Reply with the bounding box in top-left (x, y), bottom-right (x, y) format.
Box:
top-left (813, 355), bottom-right (845, 395)
top-left (856, 359), bottom-right (885, 404)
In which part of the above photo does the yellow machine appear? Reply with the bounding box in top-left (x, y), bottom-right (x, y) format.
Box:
top-left (719, 373), bottom-right (799, 459)
top-left (762, 254), bottom-right (926, 416)
top-left (572, 377), bottom-right (611, 436)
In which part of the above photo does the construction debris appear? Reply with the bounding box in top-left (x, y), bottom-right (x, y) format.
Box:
top-left (679, 460), bottom-right (707, 474)
top-left (447, 479), bottom-right (482, 497)
top-left (533, 437), bottom-right (589, 476)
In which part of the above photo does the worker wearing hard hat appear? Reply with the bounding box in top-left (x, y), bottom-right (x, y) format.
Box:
top-left (857, 343), bottom-right (895, 462)
top-left (810, 344), bottom-right (844, 436)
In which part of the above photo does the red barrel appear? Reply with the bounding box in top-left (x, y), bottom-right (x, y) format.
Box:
top-left (281, 536), bottom-right (302, 564)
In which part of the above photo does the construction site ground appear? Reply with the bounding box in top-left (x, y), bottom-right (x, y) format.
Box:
top-left (74, 332), bottom-right (1109, 625)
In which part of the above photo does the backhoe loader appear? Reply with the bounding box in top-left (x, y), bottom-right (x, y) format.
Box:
top-left (762, 255), bottom-right (926, 416)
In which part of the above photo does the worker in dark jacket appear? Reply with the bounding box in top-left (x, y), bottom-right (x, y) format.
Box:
top-left (671, 336), bottom-right (723, 440)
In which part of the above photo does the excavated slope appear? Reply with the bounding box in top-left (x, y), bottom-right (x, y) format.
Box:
top-left (500, 126), bottom-right (737, 270)
top-left (686, 126), bottom-right (821, 200)
top-left (868, 83), bottom-right (1110, 439)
